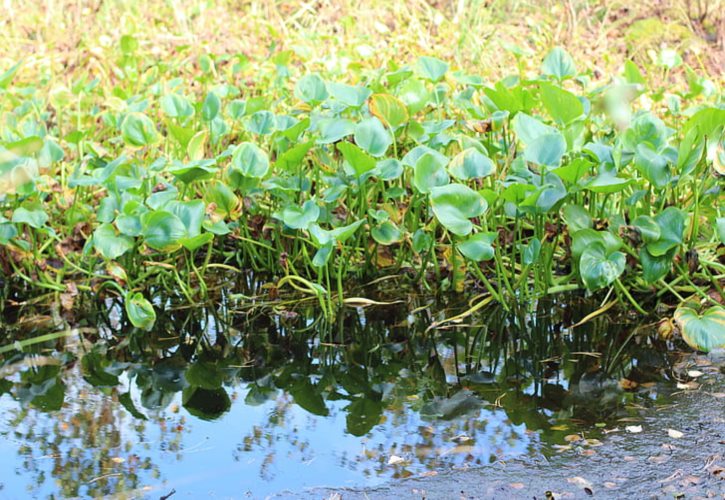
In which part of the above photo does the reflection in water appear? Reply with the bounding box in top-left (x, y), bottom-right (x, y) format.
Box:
top-left (0, 292), bottom-right (674, 497)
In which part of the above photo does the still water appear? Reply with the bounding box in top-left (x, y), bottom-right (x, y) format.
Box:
top-left (0, 293), bottom-right (676, 498)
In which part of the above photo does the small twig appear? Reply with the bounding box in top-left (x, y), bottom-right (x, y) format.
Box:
top-left (160, 489), bottom-right (177, 500)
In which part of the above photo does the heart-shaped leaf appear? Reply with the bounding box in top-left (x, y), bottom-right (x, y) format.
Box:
top-left (231, 142), bottom-right (269, 178)
top-left (413, 152), bottom-right (449, 194)
top-left (369, 93), bottom-right (409, 129)
top-left (448, 148), bottom-right (495, 180)
top-left (674, 305), bottom-right (725, 353)
top-left (280, 200), bottom-right (320, 230)
top-left (121, 112), bottom-right (159, 147)
top-left (125, 292), bottom-right (156, 331)
top-left (354, 117), bottom-right (392, 157)
top-left (141, 210), bottom-right (187, 252)
top-left (458, 232), bottom-right (496, 261)
top-left (579, 245), bottom-right (626, 290)
top-left (430, 184), bottom-right (487, 236)
top-left (295, 74), bottom-right (328, 103)
top-left (93, 223), bottom-right (133, 260)
top-left (541, 47), bottom-right (577, 80)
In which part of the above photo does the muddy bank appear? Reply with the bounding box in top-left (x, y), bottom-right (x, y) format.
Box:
top-left (308, 370), bottom-right (725, 499)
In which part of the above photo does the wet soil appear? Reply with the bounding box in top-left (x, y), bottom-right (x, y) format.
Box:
top-left (314, 369), bottom-right (724, 500)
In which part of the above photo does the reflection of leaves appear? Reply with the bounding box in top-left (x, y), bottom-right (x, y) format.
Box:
top-left (0, 378), bottom-right (12, 395)
top-left (289, 378), bottom-right (329, 416)
top-left (18, 378), bottom-right (66, 411)
top-left (185, 362), bottom-right (223, 389)
top-left (119, 392), bottom-right (147, 420)
top-left (245, 383), bottom-right (277, 406)
top-left (420, 390), bottom-right (482, 420)
top-left (346, 397), bottom-right (383, 436)
top-left (81, 351), bottom-right (120, 387)
top-left (135, 359), bottom-right (187, 410)
top-left (182, 386), bottom-right (231, 420)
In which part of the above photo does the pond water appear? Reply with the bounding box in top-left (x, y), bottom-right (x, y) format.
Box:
top-left (0, 292), bottom-right (680, 498)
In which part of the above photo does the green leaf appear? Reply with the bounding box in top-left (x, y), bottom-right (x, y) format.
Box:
top-left (512, 113), bottom-right (558, 144)
top-left (647, 207), bottom-right (684, 257)
top-left (338, 142), bottom-right (377, 178)
top-left (523, 237), bottom-right (541, 265)
top-left (160, 93), bottom-right (195, 119)
top-left (430, 183), bottom-right (487, 236)
top-left (0, 61), bottom-right (22, 89)
top-left (541, 47), bottom-right (577, 80)
top-left (168, 159), bottom-right (217, 184)
top-left (295, 74), bottom-right (328, 103)
top-left (121, 112), bottom-right (159, 147)
top-left (354, 117), bottom-right (392, 157)
top-left (371, 221), bottom-right (402, 245)
top-left (571, 229), bottom-right (622, 260)
top-left (125, 292), bottom-right (156, 331)
top-left (231, 142), bottom-right (269, 178)
top-left (369, 93), bottom-right (409, 129)
top-left (204, 181), bottom-right (238, 215)
top-left (327, 82), bottom-right (371, 107)
top-left (624, 60), bottom-right (646, 85)
top-left (317, 118), bottom-right (355, 144)
top-left (561, 204), bottom-right (592, 233)
top-left (458, 232), bottom-right (496, 261)
top-left (413, 152), bottom-right (449, 194)
top-left (93, 223), bottom-right (134, 260)
top-left (141, 210), bottom-right (187, 252)
top-left (540, 82), bottom-right (584, 125)
top-left (312, 242), bottom-right (334, 267)
top-left (448, 148), bottom-right (495, 180)
top-left (632, 215), bottom-right (661, 243)
top-left (523, 132), bottom-right (567, 167)
top-left (166, 200), bottom-right (205, 238)
top-left (329, 219), bottom-right (365, 242)
top-left (179, 232), bottom-right (214, 251)
top-left (717, 218), bottom-right (725, 244)
top-left (634, 144), bottom-right (670, 188)
top-left (640, 247), bottom-right (675, 283)
top-left (416, 56), bottom-right (448, 82)
top-left (201, 92), bottom-right (221, 121)
top-left (585, 167), bottom-right (633, 193)
top-left (280, 200), bottom-right (320, 230)
top-left (12, 206), bottom-right (48, 228)
top-left (244, 110), bottom-right (276, 135)
top-left (0, 221), bottom-right (18, 244)
top-left (579, 245), bottom-right (626, 290)
top-left (275, 140), bottom-right (314, 171)
top-left (674, 306), bottom-right (725, 353)
top-left (398, 78), bottom-right (430, 114)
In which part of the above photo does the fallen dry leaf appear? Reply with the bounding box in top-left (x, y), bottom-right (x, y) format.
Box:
top-left (625, 425), bottom-right (643, 433)
top-left (687, 370), bottom-right (704, 378)
top-left (509, 483), bottom-right (525, 489)
top-left (387, 455), bottom-right (405, 465)
top-left (567, 476), bottom-right (593, 489)
top-left (677, 381), bottom-right (699, 390)
top-left (564, 434), bottom-right (582, 442)
top-left (667, 429), bottom-right (684, 439)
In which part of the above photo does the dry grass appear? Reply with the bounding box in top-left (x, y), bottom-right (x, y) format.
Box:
top-left (0, 0), bottom-right (722, 87)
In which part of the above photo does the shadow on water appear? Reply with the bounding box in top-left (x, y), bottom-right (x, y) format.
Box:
top-left (0, 289), bottom-right (681, 498)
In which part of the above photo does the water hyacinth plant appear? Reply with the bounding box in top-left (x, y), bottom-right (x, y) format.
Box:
top-left (0, 44), bottom-right (723, 348)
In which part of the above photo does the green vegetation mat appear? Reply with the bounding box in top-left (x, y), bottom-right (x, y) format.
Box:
top-left (0, 40), bottom-right (723, 350)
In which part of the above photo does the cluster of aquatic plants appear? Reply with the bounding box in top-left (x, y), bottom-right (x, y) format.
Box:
top-left (0, 44), bottom-right (723, 346)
